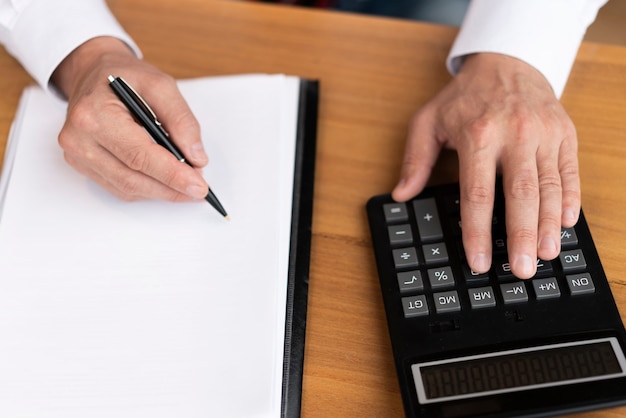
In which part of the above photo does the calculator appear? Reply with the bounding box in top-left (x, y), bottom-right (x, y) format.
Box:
top-left (366, 181), bottom-right (626, 418)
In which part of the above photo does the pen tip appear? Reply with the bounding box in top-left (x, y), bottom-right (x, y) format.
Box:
top-left (225, 215), bottom-right (231, 221)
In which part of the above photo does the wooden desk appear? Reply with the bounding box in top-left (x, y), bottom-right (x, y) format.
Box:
top-left (1, 1), bottom-right (625, 416)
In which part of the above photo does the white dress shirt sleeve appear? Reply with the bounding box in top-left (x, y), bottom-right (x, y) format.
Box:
top-left (447, 0), bottom-right (607, 98)
top-left (0, 0), bottom-right (140, 94)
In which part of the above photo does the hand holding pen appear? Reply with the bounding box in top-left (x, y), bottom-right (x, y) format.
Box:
top-left (53, 37), bottom-right (223, 208)
top-left (108, 75), bottom-right (229, 218)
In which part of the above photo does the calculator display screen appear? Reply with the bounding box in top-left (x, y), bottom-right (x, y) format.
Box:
top-left (412, 337), bottom-right (626, 404)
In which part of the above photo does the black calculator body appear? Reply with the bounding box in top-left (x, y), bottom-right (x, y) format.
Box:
top-left (366, 181), bottom-right (626, 417)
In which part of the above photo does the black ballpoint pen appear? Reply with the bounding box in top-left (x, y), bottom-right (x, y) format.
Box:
top-left (107, 75), bottom-right (229, 219)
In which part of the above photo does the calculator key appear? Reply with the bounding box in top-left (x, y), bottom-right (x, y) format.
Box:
top-left (402, 295), bottom-right (429, 318)
top-left (387, 224), bottom-right (413, 246)
top-left (392, 247), bottom-right (419, 269)
top-left (397, 270), bottom-right (424, 293)
top-left (412, 198), bottom-right (443, 242)
top-left (462, 263), bottom-right (490, 283)
top-left (566, 273), bottom-right (595, 295)
top-left (496, 258), bottom-right (552, 280)
top-left (500, 282), bottom-right (528, 304)
top-left (427, 266), bottom-right (455, 289)
top-left (494, 258), bottom-right (515, 281)
top-left (535, 259), bottom-right (553, 277)
top-left (422, 242), bottom-right (449, 265)
top-left (532, 277), bottom-right (561, 300)
top-left (560, 227), bottom-right (578, 248)
top-left (383, 202), bottom-right (408, 223)
top-left (492, 235), bottom-right (507, 255)
top-left (433, 291), bottom-right (461, 313)
top-left (559, 249), bottom-right (587, 273)
top-left (491, 214), bottom-right (506, 234)
top-left (468, 286), bottom-right (497, 309)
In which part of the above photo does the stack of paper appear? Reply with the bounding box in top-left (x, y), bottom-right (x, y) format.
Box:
top-left (0, 74), bottom-right (301, 417)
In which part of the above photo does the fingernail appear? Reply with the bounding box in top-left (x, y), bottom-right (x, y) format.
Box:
top-left (190, 142), bottom-right (208, 163)
top-left (513, 254), bottom-right (535, 278)
top-left (563, 208), bottom-right (578, 225)
top-left (472, 253), bottom-right (490, 273)
top-left (538, 236), bottom-right (557, 254)
top-left (186, 184), bottom-right (207, 199)
top-left (393, 177), bottom-right (407, 194)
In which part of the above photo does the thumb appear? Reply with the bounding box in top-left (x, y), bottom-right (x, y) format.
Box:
top-left (392, 111), bottom-right (442, 202)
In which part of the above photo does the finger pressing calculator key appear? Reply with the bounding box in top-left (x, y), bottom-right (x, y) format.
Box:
top-left (366, 181), bottom-right (626, 418)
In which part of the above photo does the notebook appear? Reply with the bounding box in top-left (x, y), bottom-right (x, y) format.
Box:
top-left (0, 74), bottom-right (318, 418)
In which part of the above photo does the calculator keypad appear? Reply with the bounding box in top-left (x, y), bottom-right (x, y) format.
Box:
top-left (383, 196), bottom-right (596, 319)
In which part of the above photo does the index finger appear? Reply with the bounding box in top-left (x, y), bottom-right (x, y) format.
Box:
top-left (457, 129), bottom-right (499, 275)
top-left (133, 74), bottom-right (208, 168)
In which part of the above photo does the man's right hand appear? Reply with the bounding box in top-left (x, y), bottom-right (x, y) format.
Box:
top-left (52, 36), bottom-right (210, 202)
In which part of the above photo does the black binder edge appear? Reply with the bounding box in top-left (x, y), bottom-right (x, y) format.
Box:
top-left (281, 79), bottom-right (319, 418)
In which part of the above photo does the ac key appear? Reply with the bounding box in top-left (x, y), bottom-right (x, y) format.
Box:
top-left (560, 249), bottom-right (587, 272)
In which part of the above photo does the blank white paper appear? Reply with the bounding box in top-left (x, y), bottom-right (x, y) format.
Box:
top-left (0, 74), bottom-right (300, 418)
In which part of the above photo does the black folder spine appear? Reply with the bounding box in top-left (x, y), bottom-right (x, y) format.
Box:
top-left (281, 79), bottom-right (319, 418)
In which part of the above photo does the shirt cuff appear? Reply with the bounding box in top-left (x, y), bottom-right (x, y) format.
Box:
top-left (3, 0), bottom-right (141, 96)
top-left (446, 0), bottom-right (606, 98)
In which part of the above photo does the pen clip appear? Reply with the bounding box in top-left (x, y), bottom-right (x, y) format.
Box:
top-left (112, 76), bottom-right (168, 134)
